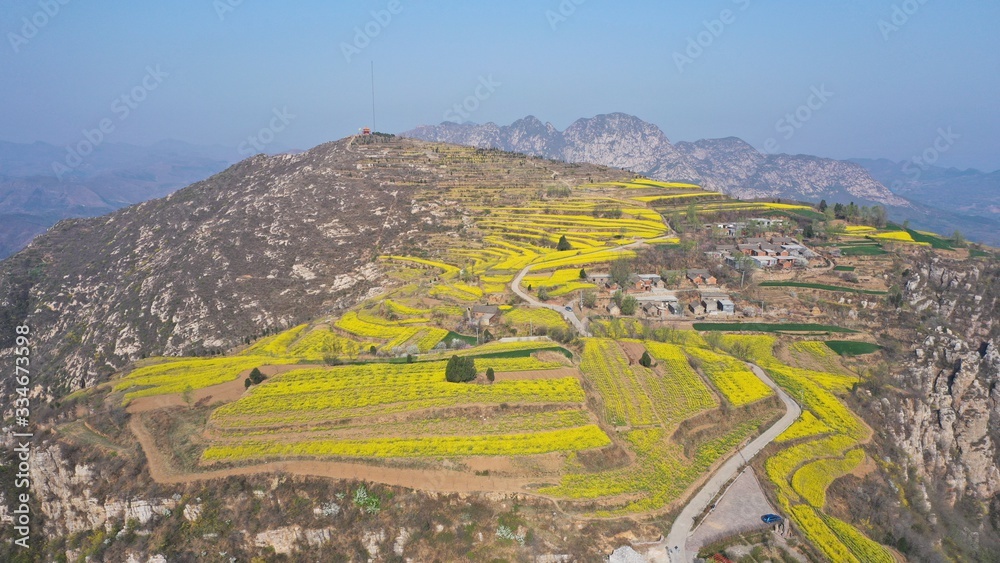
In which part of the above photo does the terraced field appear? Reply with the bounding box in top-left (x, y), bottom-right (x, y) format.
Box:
top-left (719, 334), bottom-right (892, 562)
top-left (210, 361), bottom-right (585, 427)
top-left (378, 180), bottom-right (677, 311)
top-left (685, 346), bottom-right (774, 407)
top-left (111, 171), bottom-right (897, 559)
top-left (115, 356), bottom-right (300, 403)
top-left (530, 338), bottom-right (780, 516)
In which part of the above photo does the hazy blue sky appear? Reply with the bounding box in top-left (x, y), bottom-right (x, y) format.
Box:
top-left (2, 1), bottom-right (998, 169)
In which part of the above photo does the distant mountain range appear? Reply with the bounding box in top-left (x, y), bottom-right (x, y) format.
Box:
top-left (405, 113), bottom-right (1000, 246)
top-left (0, 140), bottom-right (236, 258)
top-left (852, 157), bottom-right (1000, 220)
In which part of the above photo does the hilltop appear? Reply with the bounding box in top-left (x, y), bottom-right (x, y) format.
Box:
top-left (0, 135), bottom-right (998, 562)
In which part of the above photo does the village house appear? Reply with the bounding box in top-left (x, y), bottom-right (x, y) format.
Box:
top-left (633, 274), bottom-right (663, 291)
top-left (748, 217), bottom-right (785, 230)
top-left (700, 290), bottom-right (736, 315)
top-left (719, 235), bottom-right (814, 271)
top-left (642, 302), bottom-right (666, 319)
top-left (635, 293), bottom-right (682, 318)
top-left (587, 273), bottom-right (612, 285)
top-left (686, 269), bottom-right (717, 286)
top-left (705, 222), bottom-right (748, 237)
top-left (468, 305), bottom-right (500, 327)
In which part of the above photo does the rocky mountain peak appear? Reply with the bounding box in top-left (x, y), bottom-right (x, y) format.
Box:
top-left (404, 113), bottom-right (910, 207)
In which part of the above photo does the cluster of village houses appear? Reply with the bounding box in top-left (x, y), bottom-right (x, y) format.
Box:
top-left (585, 270), bottom-right (735, 319)
top-left (464, 226), bottom-right (818, 328)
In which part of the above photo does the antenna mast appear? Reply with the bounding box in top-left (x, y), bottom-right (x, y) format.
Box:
top-left (371, 61), bottom-right (377, 133)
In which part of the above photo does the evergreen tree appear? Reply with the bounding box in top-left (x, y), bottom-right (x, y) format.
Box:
top-left (639, 351), bottom-right (653, 368)
top-left (445, 356), bottom-right (477, 383)
top-left (486, 367), bottom-right (495, 383)
top-left (249, 367), bottom-right (265, 385)
top-left (557, 235), bottom-right (572, 251)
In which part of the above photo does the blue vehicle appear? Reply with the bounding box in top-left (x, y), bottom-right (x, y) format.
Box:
top-left (761, 514), bottom-right (783, 524)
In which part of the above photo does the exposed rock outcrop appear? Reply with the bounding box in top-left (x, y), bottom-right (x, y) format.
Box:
top-left (873, 259), bottom-right (1000, 506)
top-left (405, 113), bottom-right (909, 207)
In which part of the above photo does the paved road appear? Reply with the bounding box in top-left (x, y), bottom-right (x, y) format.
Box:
top-left (659, 362), bottom-right (802, 563)
top-left (509, 240), bottom-right (650, 338)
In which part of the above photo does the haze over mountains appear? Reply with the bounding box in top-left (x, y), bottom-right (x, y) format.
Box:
top-left (855, 157), bottom-right (1000, 221)
top-left (406, 113), bottom-right (1000, 245)
top-left (1, 113), bottom-right (996, 257)
top-left (0, 140), bottom-right (235, 258)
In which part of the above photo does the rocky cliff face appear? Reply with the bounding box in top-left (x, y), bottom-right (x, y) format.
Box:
top-left (405, 113), bottom-right (909, 207)
top-left (872, 258), bottom-right (1000, 507)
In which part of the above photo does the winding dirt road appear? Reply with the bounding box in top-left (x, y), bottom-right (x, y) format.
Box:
top-left (510, 239), bottom-right (650, 337)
